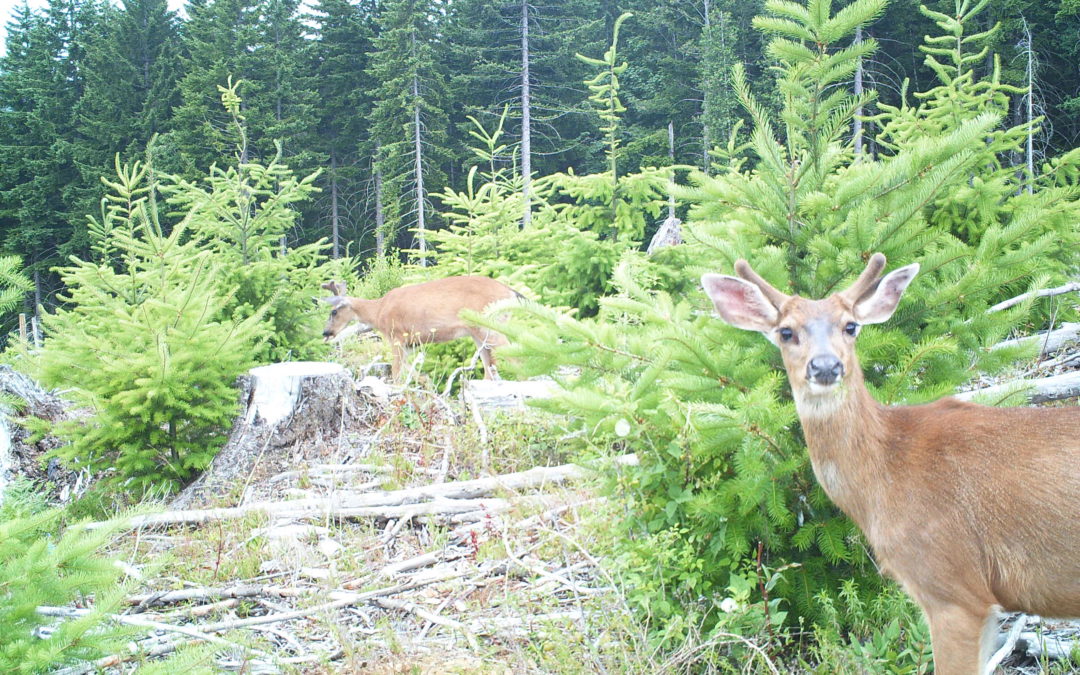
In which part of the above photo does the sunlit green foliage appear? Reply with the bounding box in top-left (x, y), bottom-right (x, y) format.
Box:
top-left (467, 0), bottom-right (1080, 645)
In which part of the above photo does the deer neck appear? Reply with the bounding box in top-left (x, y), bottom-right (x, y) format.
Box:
top-left (347, 297), bottom-right (383, 327)
top-left (793, 368), bottom-right (888, 529)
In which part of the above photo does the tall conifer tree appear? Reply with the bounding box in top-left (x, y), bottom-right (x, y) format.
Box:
top-left (0, 0), bottom-right (98, 305)
top-left (72, 0), bottom-right (182, 207)
top-left (169, 0), bottom-right (319, 180)
top-left (367, 0), bottom-right (449, 260)
top-left (308, 0), bottom-right (377, 256)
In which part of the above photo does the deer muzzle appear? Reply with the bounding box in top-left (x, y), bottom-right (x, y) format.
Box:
top-left (807, 355), bottom-right (844, 386)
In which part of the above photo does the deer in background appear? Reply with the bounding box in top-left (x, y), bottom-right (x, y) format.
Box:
top-left (320, 276), bottom-right (521, 381)
top-left (701, 253), bottom-right (1080, 675)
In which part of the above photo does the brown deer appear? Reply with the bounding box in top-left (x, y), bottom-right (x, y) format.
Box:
top-left (701, 253), bottom-right (1080, 675)
top-left (320, 275), bottom-right (521, 380)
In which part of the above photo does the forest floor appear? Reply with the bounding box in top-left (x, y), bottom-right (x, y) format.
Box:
top-left (84, 377), bottom-right (686, 674)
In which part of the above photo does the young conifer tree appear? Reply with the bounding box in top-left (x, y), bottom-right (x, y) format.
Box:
top-left (479, 0), bottom-right (1080, 639)
top-left (163, 80), bottom-right (338, 362)
top-left (0, 497), bottom-right (132, 672)
top-left (36, 158), bottom-right (266, 493)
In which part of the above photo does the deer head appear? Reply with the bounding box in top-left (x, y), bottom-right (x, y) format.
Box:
top-left (701, 254), bottom-right (920, 406)
top-left (319, 280), bottom-right (370, 341)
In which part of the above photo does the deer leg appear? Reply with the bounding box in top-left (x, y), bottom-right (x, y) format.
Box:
top-left (471, 329), bottom-right (506, 380)
top-left (390, 343), bottom-right (410, 381)
top-left (478, 345), bottom-right (499, 380)
top-left (922, 601), bottom-right (995, 675)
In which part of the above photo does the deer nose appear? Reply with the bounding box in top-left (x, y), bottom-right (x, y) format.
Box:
top-left (807, 356), bottom-right (843, 385)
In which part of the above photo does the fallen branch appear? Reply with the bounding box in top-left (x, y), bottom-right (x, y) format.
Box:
top-left (374, 597), bottom-right (479, 650)
top-left (987, 615), bottom-right (1028, 675)
top-left (126, 584), bottom-right (307, 609)
top-left (91, 455), bottom-right (637, 531)
top-left (191, 570), bottom-right (468, 634)
top-left (987, 282), bottom-right (1080, 313)
top-left (379, 547), bottom-right (470, 577)
top-left (37, 606), bottom-right (271, 657)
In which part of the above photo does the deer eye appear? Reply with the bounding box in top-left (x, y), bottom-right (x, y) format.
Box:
top-left (331, 309), bottom-right (338, 316)
top-left (778, 327), bottom-right (794, 342)
top-left (844, 321), bottom-right (859, 336)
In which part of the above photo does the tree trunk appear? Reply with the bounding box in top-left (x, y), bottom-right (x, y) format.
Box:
top-left (701, 0), bottom-right (711, 171)
top-left (520, 0), bottom-right (532, 228)
top-left (1023, 18), bottom-right (1034, 194)
top-left (330, 151), bottom-right (340, 258)
top-left (375, 154), bottom-right (386, 257)
top-left (667, 120), bottom-right (676, 219)
top-left (412, 76), bottom-right (426, 266)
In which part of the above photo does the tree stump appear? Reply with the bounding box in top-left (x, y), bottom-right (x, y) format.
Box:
top-left (172, 362), bottom-right (368, 509)
top-left (0, 365), bottom-right (75, 505)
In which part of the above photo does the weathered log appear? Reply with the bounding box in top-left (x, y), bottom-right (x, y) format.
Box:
top-left (993, 322), bottom-right (1080, 357)
top-left (463, 378), bottom-right (556, 411)
top-left (955, 370), bottom-right (1080, 404)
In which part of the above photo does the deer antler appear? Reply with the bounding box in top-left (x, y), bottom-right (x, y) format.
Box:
top-left (734, 260), bottom-right (791, 308)
top-left (321, 280), bottom-right (347, 296)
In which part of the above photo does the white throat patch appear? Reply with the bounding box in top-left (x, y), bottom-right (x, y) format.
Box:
top-left (794, 386), bottom-right (847, 419)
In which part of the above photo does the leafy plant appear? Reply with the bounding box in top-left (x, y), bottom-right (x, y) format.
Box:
top-left (804, 581), bottom-right (933, 674)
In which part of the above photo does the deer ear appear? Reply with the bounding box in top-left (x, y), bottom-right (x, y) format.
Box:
top-left (853, 263), bottom-right (919, 324)
top-left (702, 274), bottom-right (780, 333)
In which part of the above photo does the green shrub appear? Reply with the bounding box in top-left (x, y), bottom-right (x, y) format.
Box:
top-left (36, 159), bottom-right (264, 493)
top-left (480, 0), bottom-right (1080, 641)
top-left (0, 480), bottom-right (132, 672)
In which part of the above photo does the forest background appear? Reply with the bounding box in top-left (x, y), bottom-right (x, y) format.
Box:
top-left (1, 0), bottom-right (1079, 308)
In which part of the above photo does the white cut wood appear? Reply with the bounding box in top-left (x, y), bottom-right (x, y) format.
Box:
top-left (246, 361), bottom-right (346, 427)
top-left (463, 378), bottom-right (556, 410)
top-left (955, 371), bottom-right (1080, 404)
